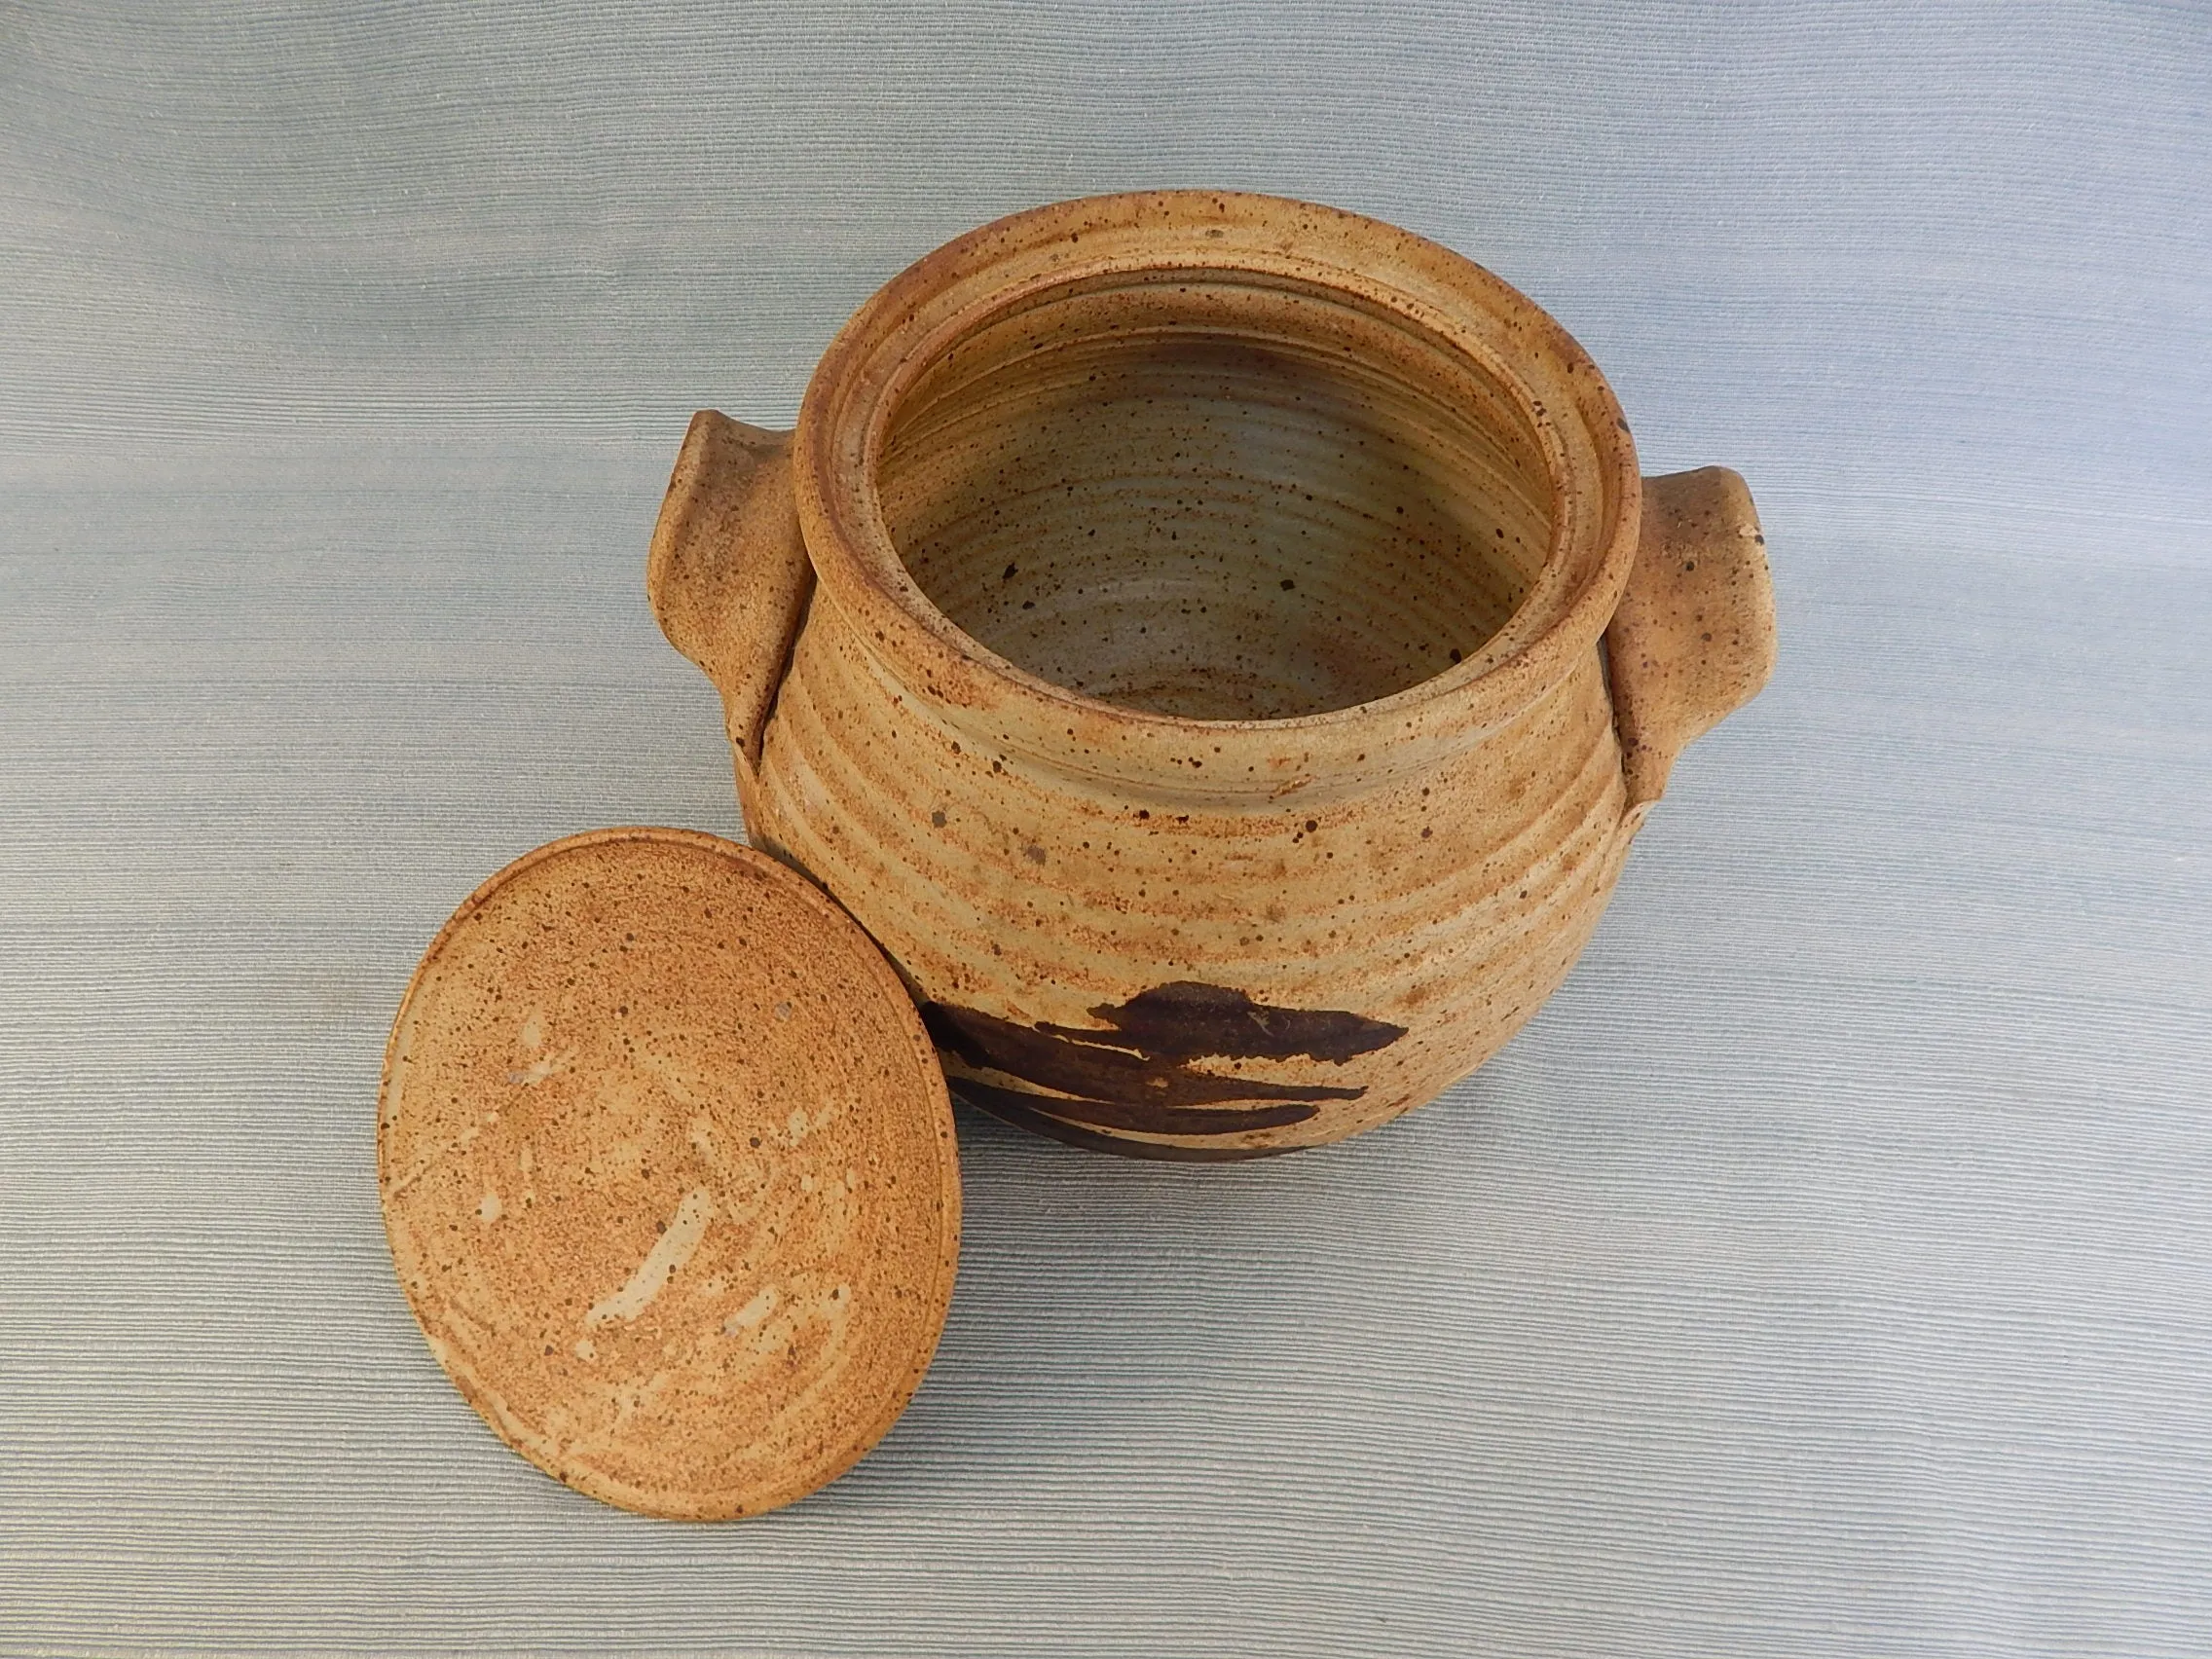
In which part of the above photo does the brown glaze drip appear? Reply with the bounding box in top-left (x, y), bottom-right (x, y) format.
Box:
top-left (921, 981), bottom-right (1403, 1115)
top-left (952, 1083), bottom-right (1303, 1162)
top-left (949, 1075), bottom-right (1319, 1136)
top-left (1042, 980), bottom-right (1409, 1065)
top-left (924, 998), bottom-right (1351, 1108)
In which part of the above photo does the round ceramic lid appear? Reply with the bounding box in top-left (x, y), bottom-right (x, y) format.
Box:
top-left (377, 828), bottom-right (960, 1520)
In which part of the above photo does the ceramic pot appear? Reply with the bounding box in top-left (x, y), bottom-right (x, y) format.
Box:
top-left (648, 191), bottom-right (1774, 1159)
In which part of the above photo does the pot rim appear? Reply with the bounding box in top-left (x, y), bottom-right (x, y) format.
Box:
top-left (793, 190), bottom-right (1641, 773)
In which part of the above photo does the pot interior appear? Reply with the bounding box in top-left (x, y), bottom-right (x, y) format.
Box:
top-left (876, 271), bottom-right (1557, 722)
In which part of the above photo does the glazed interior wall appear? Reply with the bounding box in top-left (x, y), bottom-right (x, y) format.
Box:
top-left (875, 273), bottom-right (1555, 721)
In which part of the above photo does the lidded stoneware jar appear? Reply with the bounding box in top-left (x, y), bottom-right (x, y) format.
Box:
top-left (649, 190), bottom-right (1776, 1160)
top-left (382, 189), bottom-right (1777, 1522)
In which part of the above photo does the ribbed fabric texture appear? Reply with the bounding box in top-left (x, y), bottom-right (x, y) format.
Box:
top-left (2, 3), bottom-right (2206, 1653)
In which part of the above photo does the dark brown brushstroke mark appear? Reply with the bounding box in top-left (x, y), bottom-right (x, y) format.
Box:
top-left (950, 1075), bottom-right (1318, 1136)
top-left (921, 997), bottom-right (1369, 1108)
top-left (919, 979), bottom-right (1405, 1140)
top-left (1040, 980), bottom-right (1408, 1066)
top-left (952, 1082), bottom-right (1303, 1161)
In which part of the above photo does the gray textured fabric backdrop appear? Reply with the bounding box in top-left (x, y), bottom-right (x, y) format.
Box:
top-left (3, 3), bottom-right (2208, 1654)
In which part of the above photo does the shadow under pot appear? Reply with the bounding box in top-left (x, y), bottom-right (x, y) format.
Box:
top-left (648, 189), bottom-right (1777, 1159)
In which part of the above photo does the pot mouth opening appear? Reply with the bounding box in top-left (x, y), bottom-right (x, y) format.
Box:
top-left (866, 265), bottom-right (1562, 723)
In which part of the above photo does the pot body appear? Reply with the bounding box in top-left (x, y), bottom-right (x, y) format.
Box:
top-left (751, 610), bottom-right (1627, 1156)
top-left (649, 193), bottom-right (1776, 1157)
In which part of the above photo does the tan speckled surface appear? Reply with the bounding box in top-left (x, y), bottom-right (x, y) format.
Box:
top-left (378, 829), bottom-right (960, 1519)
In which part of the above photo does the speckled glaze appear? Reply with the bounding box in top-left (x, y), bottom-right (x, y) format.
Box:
top-left (379, 830), bottom-right (960, 1517)
top-left (650, 192), bottom-right (1776, 1158)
